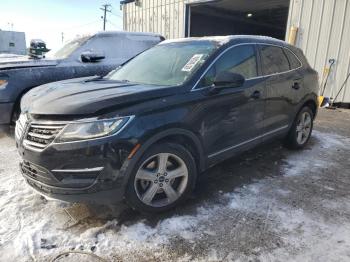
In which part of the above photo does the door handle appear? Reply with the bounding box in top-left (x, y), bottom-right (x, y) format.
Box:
top-left (292, 81), bottom-right (301, 90)
top-left (250, 90), bottom-right (261, 99)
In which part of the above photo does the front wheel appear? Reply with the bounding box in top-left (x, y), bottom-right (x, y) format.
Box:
top-left (285, 106), bottom-right (314, 149)
top-left (125, 143), bottom-right (197, 213)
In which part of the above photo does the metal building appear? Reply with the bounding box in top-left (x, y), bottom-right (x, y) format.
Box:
top-left (0, 30), bottom-right (26, 55)
top-left (121, 0), bottom-right (350, 104)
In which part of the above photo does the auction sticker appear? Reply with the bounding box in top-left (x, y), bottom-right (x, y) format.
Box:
top-left (182, 54), bottom-right (204, 72)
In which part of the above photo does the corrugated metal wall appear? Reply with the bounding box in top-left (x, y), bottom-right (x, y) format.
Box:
top-left (123, 0), bottom-right (350, 103)
top-left (123, 0), bottom-right (189, 39)
top-left (286, 0), bottom-right (350, 103)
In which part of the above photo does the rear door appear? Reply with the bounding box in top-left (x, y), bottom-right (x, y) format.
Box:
top-left (258, 44), bottom-right (302, 138)
top-left (196, 44), bottom-right (265, 163)
top-left (284, 48), bottom-right (304, 103)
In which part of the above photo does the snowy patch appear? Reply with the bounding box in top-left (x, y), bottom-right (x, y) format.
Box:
top-left (0, 129), bottom-right (350, 261)
top-left (0, 133), bottom-right (218, 261)
top-left (283, 130), bottom-right (350, 177)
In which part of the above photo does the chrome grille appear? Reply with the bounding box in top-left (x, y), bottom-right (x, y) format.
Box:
top-left (23, 122), bottom-right (66, 151)
top-left (15, 113), bottom-right (28, 140)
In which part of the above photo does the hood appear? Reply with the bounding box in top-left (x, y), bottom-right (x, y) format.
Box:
top-left (0, 56), bottom-right (58, 70)
top-left (21, 77), bottom-right (179, 116)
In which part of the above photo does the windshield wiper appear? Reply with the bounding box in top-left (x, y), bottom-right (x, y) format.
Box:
top-left (88, 77), bottom-right (132, 84)
top-left (105, 79), bottom-right (131, 83)
top-left (84, 75), bottom-right (104, 82)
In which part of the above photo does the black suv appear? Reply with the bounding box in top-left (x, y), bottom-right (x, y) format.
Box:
top-left (16, 36), bottom-right (318, 213)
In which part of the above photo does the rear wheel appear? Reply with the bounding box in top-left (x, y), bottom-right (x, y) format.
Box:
top-left (125, 143), bottom-right (196, 213)
top-left (285, 106), bottom-right (314, 149)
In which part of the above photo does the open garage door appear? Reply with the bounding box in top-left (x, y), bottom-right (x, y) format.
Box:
top-left (186, 0), bottom-right (290, 40)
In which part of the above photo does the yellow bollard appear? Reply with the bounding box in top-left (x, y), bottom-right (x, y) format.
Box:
top-left (318, 96), bottom-right (324, 108)
top-left (288, 26), bottom-right (298, 45)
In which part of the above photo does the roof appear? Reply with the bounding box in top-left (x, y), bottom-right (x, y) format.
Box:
top-left (95, 31), bottom-right (163, 38)
top-left (0, 30), bottom-right (25, 34)
top-left (120, 0), bottom-right (135, 4)
top-left (160, 35), bottom-right (287, 46)
top-left (30, 39), bottom-right (45, 44)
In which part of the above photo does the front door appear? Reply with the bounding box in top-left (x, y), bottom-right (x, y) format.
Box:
top-left (195, 44), bottom-right (265, 164)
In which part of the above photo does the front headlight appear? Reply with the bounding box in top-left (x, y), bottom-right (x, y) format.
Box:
top-left (55, 116), bottom-right (133, 143)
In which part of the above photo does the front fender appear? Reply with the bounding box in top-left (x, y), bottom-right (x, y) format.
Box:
top-left (117, 127), bottom-right (206, 198)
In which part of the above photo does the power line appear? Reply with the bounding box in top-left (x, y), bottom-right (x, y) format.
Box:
top-left (100, 4), bottom-right (112, 31)
top-left (106, 20), bottom-right (121, 30)
top-left (61, 20), bottom-right (101, 32)
top-left (110, 10), bottom-right (123, 20)
top-left (60, 20), bottom-right (100, 44)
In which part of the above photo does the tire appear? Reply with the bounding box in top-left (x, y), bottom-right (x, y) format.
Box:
top-left (285, 106), bottom-right (314, 149)
top-left (125, 142), bottom-right (197, 213)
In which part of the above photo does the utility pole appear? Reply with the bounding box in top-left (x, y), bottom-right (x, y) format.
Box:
top-left (61, 32), bottom-right (64, 44)
top-left (100, 4), bottom-right (112, 31)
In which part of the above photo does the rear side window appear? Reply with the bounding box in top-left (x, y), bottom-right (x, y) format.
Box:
top-left (79, 35), bottom-right (161, 60)
top-left (284, 48), bottom-right (302, 69)
top-left (199, 45), bottom-right (258, 87)
top-left (260, 45), bottom-right (290, 75)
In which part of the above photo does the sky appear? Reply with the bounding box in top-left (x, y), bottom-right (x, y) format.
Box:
top-left (0, 0), bottom-right (123, 50)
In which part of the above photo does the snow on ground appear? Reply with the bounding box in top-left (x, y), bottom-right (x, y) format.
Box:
top-left (283, 130), bottom-right (350, 177)
top-left (0, 127), bottom-right (350, 261)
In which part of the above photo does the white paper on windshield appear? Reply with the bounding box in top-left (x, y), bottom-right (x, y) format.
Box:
top-left (181, 54), bottom-right (204, 72)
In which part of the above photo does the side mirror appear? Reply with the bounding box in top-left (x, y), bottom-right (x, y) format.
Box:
top-left (81, 51), bottom-right (105, 63)
top-left (213, 71), bottom-right (245, 89)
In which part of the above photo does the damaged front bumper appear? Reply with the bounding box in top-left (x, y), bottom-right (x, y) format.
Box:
top-left (17, 134), bottom-right (136, 204)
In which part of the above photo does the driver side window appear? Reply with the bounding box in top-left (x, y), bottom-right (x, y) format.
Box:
top-left (199, 45), bottom-right (258, 88)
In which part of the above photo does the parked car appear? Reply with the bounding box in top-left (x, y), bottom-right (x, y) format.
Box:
top-left (0, 31), bottom-right (164, 124)
top-left (15, 35), bottom-right (319, 213)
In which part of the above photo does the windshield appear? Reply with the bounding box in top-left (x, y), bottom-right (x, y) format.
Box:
top-left (108, 41), bottom-right (218, 86)
top-left (47, 36), bottom-right (91, 59)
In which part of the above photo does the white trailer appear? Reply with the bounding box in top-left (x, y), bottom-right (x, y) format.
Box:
top-left (0, 30), bottom-right (26, 55)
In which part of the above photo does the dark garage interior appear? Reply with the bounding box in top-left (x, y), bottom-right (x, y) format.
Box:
top-left (188, 0), bottom-right (290, 40)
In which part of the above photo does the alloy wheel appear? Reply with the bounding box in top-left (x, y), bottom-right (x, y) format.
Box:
top-left (296, 111), bottom-right (312, 145)
top-left (134, 153), bottom-right (189, 207)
